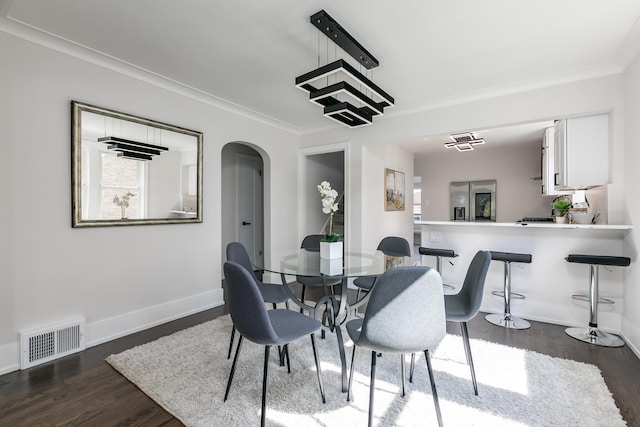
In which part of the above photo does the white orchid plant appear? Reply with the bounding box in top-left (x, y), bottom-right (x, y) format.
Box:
top-left (317, 181), bottom-right (340, 242)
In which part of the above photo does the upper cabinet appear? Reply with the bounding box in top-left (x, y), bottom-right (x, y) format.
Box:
top-left (542, 127), bottom-right (571, 195)
top-left (554, 113), bottom-right (609, 190)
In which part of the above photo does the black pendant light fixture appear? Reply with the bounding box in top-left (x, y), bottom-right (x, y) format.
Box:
top-left (295, 10), bottom-right (394, 128)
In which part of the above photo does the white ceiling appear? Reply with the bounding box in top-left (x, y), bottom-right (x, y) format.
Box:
top-left (3, 0), bottom-right (640, 149)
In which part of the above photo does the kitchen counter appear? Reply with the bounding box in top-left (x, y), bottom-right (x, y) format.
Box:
top-left (416, 220), bottom-right (631, 230)
top-left (415, 221), bottom-right (631, 332)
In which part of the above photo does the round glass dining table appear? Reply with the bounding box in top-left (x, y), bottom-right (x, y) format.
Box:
top-left (255, 249), bottom-right (415, 392)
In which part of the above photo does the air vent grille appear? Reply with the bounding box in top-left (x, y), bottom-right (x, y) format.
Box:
top-left (20, 318), bottom-right (85, 369)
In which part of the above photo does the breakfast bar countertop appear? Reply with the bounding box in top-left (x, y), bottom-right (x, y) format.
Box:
top-left (416, 220), bottom-right (632, 231)
top-left (415, 221), bottom-right (631, 332)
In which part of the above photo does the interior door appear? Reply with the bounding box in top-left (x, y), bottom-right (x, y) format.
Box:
top-left (236, 154), bottom-right (263, 266)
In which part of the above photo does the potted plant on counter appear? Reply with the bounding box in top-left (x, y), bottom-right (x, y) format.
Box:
top-left (553, 198), bottom-right (571, 223)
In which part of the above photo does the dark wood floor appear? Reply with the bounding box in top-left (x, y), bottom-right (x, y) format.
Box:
top-left (1, 294), bottom-right (639, 426)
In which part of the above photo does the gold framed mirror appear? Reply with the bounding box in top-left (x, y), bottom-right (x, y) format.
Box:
top-left (71, 101), bottom-right (203, 227)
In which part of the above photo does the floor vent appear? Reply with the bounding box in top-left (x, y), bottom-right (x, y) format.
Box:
top-left (20, 318), bottom-right (85, 369)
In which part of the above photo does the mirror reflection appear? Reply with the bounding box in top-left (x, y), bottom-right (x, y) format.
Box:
top-left (71, 101), bottom-right (203, 227)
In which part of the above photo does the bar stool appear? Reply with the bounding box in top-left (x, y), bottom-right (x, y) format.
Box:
top-left (418, 247), bottom-right (458, 291)
top-left (565, 254), bottom-right (630, 347)
top-left (485, 251), bottom-right (532, 329)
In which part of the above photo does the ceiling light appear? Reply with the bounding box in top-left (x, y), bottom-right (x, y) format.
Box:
top-left (445, 132), bottom-right (485, 151)
top-left (295, 10), bottom-right (394, 128)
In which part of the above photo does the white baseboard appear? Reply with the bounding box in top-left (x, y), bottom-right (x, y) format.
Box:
top-left (0, 343), bottom-right (20, 376)
top-left (86, 289), bottom-right (224, 347)
top-left (0, 289), bottom-right (224, 375)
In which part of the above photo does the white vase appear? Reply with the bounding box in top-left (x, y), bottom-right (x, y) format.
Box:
top-left (320, 257), bottom-right (342, 275)
top-left (320, 241), bottom-right (343, 259)
top-left (555, 215), bottom-right (566, 223)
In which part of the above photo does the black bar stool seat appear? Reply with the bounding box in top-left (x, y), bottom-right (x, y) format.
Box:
top-left (486, 251), bottom-right (532, 330)
top-left (565, 254), bottom-right (630, 347)
top-left (419, 247), bottom-right (459, 291)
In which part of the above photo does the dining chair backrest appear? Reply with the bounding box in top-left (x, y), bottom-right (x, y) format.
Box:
top-left (226, 242), bottom-right (259, 283)
top-left (358, 266), bottom-right (445, 353)
top-left (300, 234), bottom-right (324, 252)
top-left (223, 261), bottom-right (280, 345)
top-left (377, 236), bottom-right (412, 257)
top-left (446, 250), bottom-right (491, 322)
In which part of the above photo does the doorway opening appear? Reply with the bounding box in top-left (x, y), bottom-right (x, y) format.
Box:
top-left (303, 150), bottom-right (345, 241)
top-left (221, 143), bottom-right (266, 267)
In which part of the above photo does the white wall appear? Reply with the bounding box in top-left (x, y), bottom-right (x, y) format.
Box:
top-left (0, 32), bottom-right (299, 374)
top-left (361, 144), bottom-right (415, 251)
top-left (415, 141), bottom-right (551, 222)
top-left (623, 52), bottom-right (640, 356)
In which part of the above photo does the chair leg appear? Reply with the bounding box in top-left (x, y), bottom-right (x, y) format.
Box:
top-left (300, 285), bottom-right (307, 313)
top-left (460, 322), bottom-right (478, 395)
top-left (261, 345), bottom-right (270, 427)
top-left (227, 326), bottom-right (236, 360)
top-left (224, 335), bottom-right (243, 401)
top-left (424, 349), bottom-right (443, 427)
top-left (347, 345), bottom-right (358, 402)
top-left (400, 354), bottom-right (406, 397)
top-left (368, 350), bottom-right (377, 427)
top-left (284, 344), bottom-right (291, 374)
top-left (409, 353), bottom-right (415, 383)
top-left (310, 333), bottom-right (326, 403)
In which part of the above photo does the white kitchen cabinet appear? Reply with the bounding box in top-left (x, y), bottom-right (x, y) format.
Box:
top-left (542, 126), bottom-right (571, 195)
top-left (554, 113), bottom-right (609, 190)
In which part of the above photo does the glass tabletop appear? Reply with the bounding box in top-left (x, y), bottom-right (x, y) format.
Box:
top-left (256, 249), bottom-right (415, 279)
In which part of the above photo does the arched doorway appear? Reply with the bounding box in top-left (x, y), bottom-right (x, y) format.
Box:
top-left (221, 142), bottom-right (267, 266)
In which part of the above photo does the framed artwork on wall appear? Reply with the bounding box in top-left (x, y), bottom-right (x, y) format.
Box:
top-left (385, 168), bottom-right (405, 211)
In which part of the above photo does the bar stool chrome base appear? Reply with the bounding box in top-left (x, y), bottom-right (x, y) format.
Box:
top-left (485, 313), bottom-right (530, 330)
top-left (565, 327), bottom-right (625, 347)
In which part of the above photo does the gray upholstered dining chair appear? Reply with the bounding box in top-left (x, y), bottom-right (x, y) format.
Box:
top-left (353, 236), bottom-right (412, 300)
top-left (223, 261), bottom-right (326, 427)
top-left (410, 250), bottom-right (491, 396)
top-left (346, 266), bottom-right (446, 427)
top-left (226, 242), bottom-right (290, 359)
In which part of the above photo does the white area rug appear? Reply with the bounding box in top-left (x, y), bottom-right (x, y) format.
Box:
top-left (106, 315), bottom-right (625, 426)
